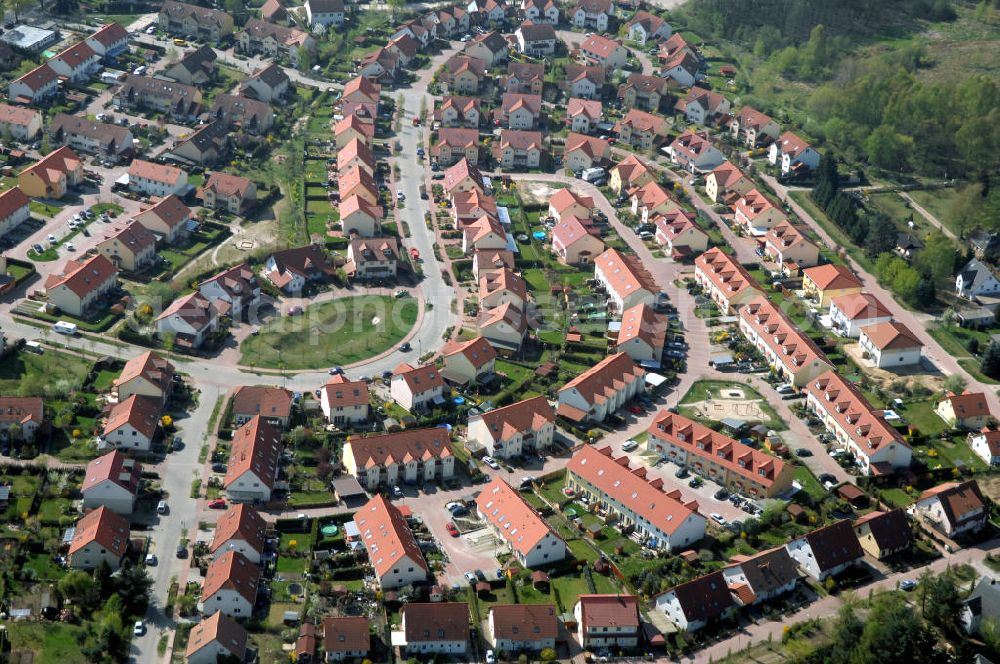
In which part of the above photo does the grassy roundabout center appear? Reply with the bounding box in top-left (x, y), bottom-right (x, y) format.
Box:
top-left (239, 295), bottom-right (419, 370)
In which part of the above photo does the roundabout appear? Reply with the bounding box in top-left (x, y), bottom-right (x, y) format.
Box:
top-left (238, 295), bottom-right (420, 370)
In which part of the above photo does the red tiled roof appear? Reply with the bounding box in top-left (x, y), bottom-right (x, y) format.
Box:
top-left (232, 386), bottom-right (294, 420)
top-left (322, 374), bottom-right (370, 409)
top-left (803, 263), bottom-right (862, 291)
top-left (559, 352), bottom-right (644, 409)
top-left (617, 302), bottom-right (666, 353)
top-left (211, 503), bottom-right (267, 556)
top-left (577, 594), bottom-right (639, 630)
top-left (346, 428), bottom-right (452, 469)
top-left (939, 390), bottom-right (991, 420)
top-left (354, 495), bottom-right (429, 577)
top-left (402, 602), bottom-right (469, 643)
top-left (323, 616), bottom-right (371, 654)
top-left (477, 477), bottom-right (560, 556)
top-left (103, 394), bottom-right (160, 440)
top-left (741, 295), bottom-right (830, 375)
top-left (69, 506), bottom-right (129, 556)
top-left (224, 415), bottom-right (282, 490)
top-left (83, 449), bottom-right (141, 495)
top-left (831, 292), bottom-right (892, 321)
top-left (186, 612), bottom-right (248, 660)
top-left (917, 480), bottom-right (986, 526)
top-left (201, 550), bottom-right (260, 604)
top-left (859, 320), bottom-right (922, 351)
top-left (443, 335), bottom-right (497, 370)
top-left (694, 247), bottom-right (760, 301)
top-left (44, 254), bottom-right (116, 298)
top-left (489, 604), bottom-right (558, 641)
top-left (115, 351), bottom-right (174, 394)
top-left (472, 395), bottom-right (554, 444)
top-left (595, 247), bottom-right (658, 300)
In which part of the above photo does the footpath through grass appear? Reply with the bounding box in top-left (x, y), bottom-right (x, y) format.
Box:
top-left (239, 295), bottom-right (418, 369)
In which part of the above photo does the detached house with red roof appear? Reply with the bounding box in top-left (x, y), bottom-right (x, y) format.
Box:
top-left (626, 10), bottom-right (671, 44)
top-left (660, 49), bottom-right (700, 87)
top-left (342, 427), bottom-right (455, 489)
top-left (503, 61), bottom-right (545, 95)
top-left (515, 21), bottom-right (557, 57)
top-left (563, 64), bottom-right (605, 99)
top-left (828, 292), bottom-right (893, 338)
top-left (615, 301), bottom-right (667, 363)
top-left (263, 244), bottom-right (336, 294)
top-left (548, 188), bottom-right (593, 222)
top-left (8, 64), bottom-right (59, 105)
top-left (390, 363), bottom-right (446, 412)
top-left (566, 97), bottom-right (603, 133)
top-left (223, 415), bottom-right (282, 503)
top-left (468, 395), bottom-right (555, 458)
top-left (859, 320), bottom-right (923, 368)
top-left (552, 215), bottom-right (604, 266)
top-left (706, 161), bottom-right (753, 204)
top-left (479, 302), bottom-right (528, 352)
top-left (435, 95), bottom-right (482, 128)
top-left (729, 106), bottom-right (781, 148)
top-left (498, 92), bottom-right (542, 130)
top-left (655, 571), bottom-right (735, 632)
top-left (936, 390), bottom-right (993, 430)
top-left (44, 254), bottom-right (117, 317)
top-left (654, 209), bottom-right (708, 260)
top-left (185, 612), bottom-right (249, 664)
top-left (968, 429), bottom-right (1000, 466)
top-left (354, 495), bottom-right (429, 589)
top-left (805, 371), bottom-right (913, 475)
top-left (739, 296), bottom-right (833, 387)
top-left (785, 520), bottom-right (864, 581)
top-left (441, 335), bottom-right (497, 385)
top-left (609, 153), bottom-right (655, 195)
top-left (580, 34), bottom-right (628, 71)
top-left (647, 411), bottom-right (794, 497)
top-left (493, 129), bottom-right (545, 169)
top-left (694, 247), bottom-right (761, 314)
top-left (155, 291), bottom-right (218, 349)
top-left (667, 129), bottom-right (725, 174)
top-left (200, 172), bottom-right (256, 214)
top-left (0, 103), bottom-right (41, 142)
top-left (201, 550), bottom-right (260, 617)
top-left (211, 503), bottom-right (267, 563)
top-left (675, 86), bottom-right (730, 126)
top-left (768, 131), bottom-right (821, 175)
top-left (0, 397), bottom-right (43, 442)
top-left (478, 478), bottom-right (566, 567)
top-left (618, 73), bottom-right (671, 112)
top-left (320, 374), bottom-right (370, 425)
top-left (68, 506), bottom-right (130, 570)
top-left (557, 352), bottom-right (645, 424)
top-left (323, 616), bottom-right (372, 662)
top-left (763, 221), bottom-right (819, 270)
top-left (521, 0), bottom-right (559, 24)
top-left (487, 604), bottom-right (558, 652)
top-left (433, 127), bottom-right (480, 167)
top-left (101, 394), bottom-right (161, 452)
top-left (913, 480), bottom-right (987, 539)
top-left (574, 594), bottom-right (640, 648)
top-left (115, 351), bottom-right (174, 405)
top-left (734, 188), bottom-right (786, 234)
top-left (133, 195), bottom-right (191, 244)
top-left (199, 263), bottom-right (260, 320)
top-left (594, 247), bottom-right (658, 311)
top-left (82, 449), bottom-right (142, 515)
top-left (231, 385), bottom-right (295, 429)
top-left (616, 108), bottom-right (669, 151)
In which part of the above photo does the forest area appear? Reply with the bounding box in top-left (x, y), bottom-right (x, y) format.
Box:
top-left (675, 0), bottom-right (1000, 235)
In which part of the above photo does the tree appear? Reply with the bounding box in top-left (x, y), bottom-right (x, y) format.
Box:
top-left (865, 214), bottom-right (899, 259)
top-left (864, 124), bottom-right (914, 171)
top-left (113, 561), bottom-right (153, 616)
top-left (920, 572), bottom-right (962, 636)
top-left (982, 341), bottom-right (1000, 379)
top-left (943, 373), bottom-right (967, 394)
top-left (58, 570), bottom-right (99, 609)
top-left (913, 232), bottom-right (958, 283)
top-left (967, 337), bottom-right (980, 354)
top-left (387, 0), bottom-right (405, 20)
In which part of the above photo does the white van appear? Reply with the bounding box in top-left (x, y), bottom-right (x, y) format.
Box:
top-left (24, 341), bottom-right (43, 354)
top-left (53, 321), bottom-right (78, 336)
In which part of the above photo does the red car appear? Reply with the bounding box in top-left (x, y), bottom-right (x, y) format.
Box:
top-left (445, 522), bottom-right (459, 537)
top-left (208, 499), bottom-right (227, 509)
top-left (627, 404), bottom-right (642, 415)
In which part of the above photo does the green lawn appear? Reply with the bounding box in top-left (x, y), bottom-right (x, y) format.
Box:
top-left (906, 188), bottom-right (964, 237)
top-left (794, 465), bottom-right (827, 502)
top-left (6, 622), bottom-right (91, 663)
top-left (240, 296), bottom-right (418, 369)
top-left (0, 349), bottom-right (92, 396)
top-left (23, 551), bottom-right (68, 581)
top-left (880, 487), bottom-right (915, 508)
top-left (275, 556), bottom-right (309, 574)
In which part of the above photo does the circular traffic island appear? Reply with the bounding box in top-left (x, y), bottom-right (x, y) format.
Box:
top-left (239, 295), bottom-right (419, 370)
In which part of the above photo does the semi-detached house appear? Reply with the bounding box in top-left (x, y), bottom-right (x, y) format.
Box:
top-left (763, 221), bottom-right (819, 270)
top-left (159, 0), bottom-right (235, 42)
top-left (0, 187), bottom-right (30, 241)
top-left (399, 602), bottom-right (468, 655)
top-left (82, 449), bottom-right (142, 515)
top-left (653, 209), bottom-right (708, 260)
top-left (342, 427), bottom-right (454, 490)
top-left (86, 22), bottom-right (130, 59)
top-left (44, 254), bottom-right (118, 317)
top-left (477, 477), bottom-right (566, 568)
top-left (113, 75), bottom-right (203, 121)
top-left (185, 612), bottom-right (248, 664)
top-left (18, 145), bottom-right (83, 199)
top-left (566, 444), bottom-right (706, 550)
top-left (722, 546), bottom-right (799, 606)
top-left (128, 159), bottom-right (188, 197)
top-left (354, 495), bottom-right (429, 589)
top-left (574, 594), bottom-right (640, 648)
top-left (488, 604), bottom-right (558, 652)
top-left (133, 195), bottom-right (192, 244)
top-left (49, 113), bottom-right (134, 162)
top-left (97, 221), bottom-right (157, 272)
top-left (440, 335), bottom-right (497, 385)
top-left (48, 41), bottom-right (101, 83)
top-left (467, 395), bottom-right (555, 459)
top-left (557, 351), bottom-right (645, 424)
top-left (654, 571), bottom-right (735, 633)
top-left (114, 351), bottom-right (174, 405)
top-left (8, 64), bottom-right (59, 104)
top-left (615, 301), bottom-right (667, 363)
top-left (199, 263), bottom-right (260, 320)
top-left (223, 415), bottom-right (282, 503)
top-left (785, 520), bottom-right (864, 581)
top-left (0, 103), bottom-right (42, 141)
top-left (913, 479), bottom-right (987, 539)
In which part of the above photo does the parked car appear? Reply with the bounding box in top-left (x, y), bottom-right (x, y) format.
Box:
top-left (398, 342), bottom-right (411, 352)
top-left (391, 485), bottom-right (403, 498)
top-left (446, 522), bottom-right (459, 537)
top-left (208, 498), bottom-right (226, 509)
top-left (133, 621), bottom-right (146, 636)
top-left (176, 545), bottom-right (188, 558)
top-left (688, 477), bottom-right (703, 488)
top-left (674, 467), bottom-right (689, 479)
top-left (482, 456), bottom-right (500, 470)
top-left (795, 448), bottom-right (813, 457)
top-left (621, 440), bottom-right (638, 452)
top-left (714, 488), bottom-right (729, 500)
top-left (710, 513), bottom-right (725, 525)
top-left (900, 579), bottom-right (917, 591)
top-left (211, 463), bottom-right (226, 473)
